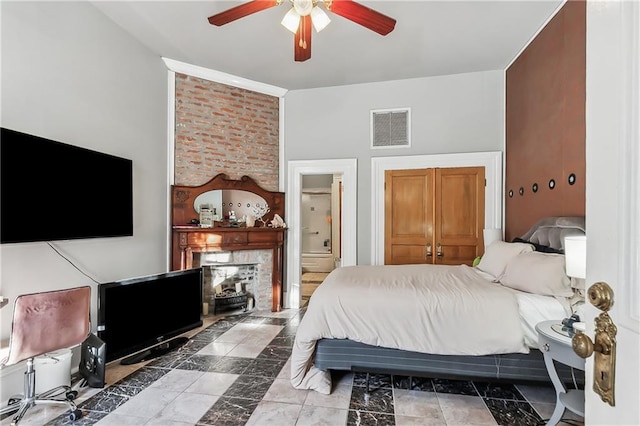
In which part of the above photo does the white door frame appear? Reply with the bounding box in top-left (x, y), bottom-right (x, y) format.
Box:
top-left (585, 1), bottom-right (639, 423)
top-left (371, 151), bottom-right (503, 265)
top-left (285, 159), bottom-right (357, 309)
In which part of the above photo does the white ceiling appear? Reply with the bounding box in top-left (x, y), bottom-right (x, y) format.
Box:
top-left (92, 1), bottom-right (564, 91)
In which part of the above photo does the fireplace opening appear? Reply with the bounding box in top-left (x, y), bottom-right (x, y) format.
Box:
top-left (200, 259), bottom-right (258, 315)
top-left (195, 250), bottom-right (273, 312)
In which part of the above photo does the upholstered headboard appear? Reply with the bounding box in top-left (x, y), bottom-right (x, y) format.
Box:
top-left (517, 216), bottom-right (585, 253)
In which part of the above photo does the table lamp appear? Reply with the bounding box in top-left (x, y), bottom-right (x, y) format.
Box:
top-left (564, 235), bottom-right (586, 285)
top-left (564, 235), bottom-right (587, 323)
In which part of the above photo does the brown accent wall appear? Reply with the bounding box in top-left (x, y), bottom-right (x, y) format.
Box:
top-left (174, 73), bottom-right (280, 191)
top-left (505, 0), bottom-right (585, 241)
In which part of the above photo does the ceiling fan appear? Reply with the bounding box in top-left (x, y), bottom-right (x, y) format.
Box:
top-left (207, 0), bottom-right (396, 62)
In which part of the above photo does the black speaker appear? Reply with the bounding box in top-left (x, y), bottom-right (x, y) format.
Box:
top-left (79, 333), bottom-right (106, 388)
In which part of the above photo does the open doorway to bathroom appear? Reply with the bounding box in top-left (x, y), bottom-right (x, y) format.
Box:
top-left (286, 158), bottom-right (356, 310)
top-left (300, 174), bottom-right (342, 306)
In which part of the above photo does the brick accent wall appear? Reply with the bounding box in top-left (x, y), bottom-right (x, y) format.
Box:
top-left (173, 74), bottom-right (280, 310)
top-left (174, 73), bottom-right (280, 190)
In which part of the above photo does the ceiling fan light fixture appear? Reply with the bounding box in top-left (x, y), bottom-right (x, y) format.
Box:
top-left (208, 0), bottom-right (396, 61)
top-left (281, 7), bottom-right (300, 33)
top-left (293, 0), bottom-right (313, 16)
top-left (310, 6), bottom-right (330, 32)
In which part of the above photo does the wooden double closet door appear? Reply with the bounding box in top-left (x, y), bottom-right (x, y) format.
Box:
top-left (384, 167), bottom-right (485, 266)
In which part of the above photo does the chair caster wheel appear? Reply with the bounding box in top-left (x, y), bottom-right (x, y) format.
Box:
top-left (69, 409), bottom-right (83, 421)
top-left (66, 390), bottom-right (78, 400)
top-left (7, 397), bottom-right (21, 405)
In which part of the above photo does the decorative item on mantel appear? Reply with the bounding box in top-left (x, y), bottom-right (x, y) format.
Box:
top-left (252, 203), bottom-right (271, 227)
top-left (270, 213), bottom-right (286, 228)
top-left (199, 205), bottom-right (215, 228)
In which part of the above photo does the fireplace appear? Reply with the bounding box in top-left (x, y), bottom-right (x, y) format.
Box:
top-left (197, 251), bottom-right (270, 313)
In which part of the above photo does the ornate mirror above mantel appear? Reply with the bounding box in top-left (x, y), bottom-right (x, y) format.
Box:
top-left (172, 173), bottom-right (284, 227)
top-left (171, 174), bottom-right (286, 312)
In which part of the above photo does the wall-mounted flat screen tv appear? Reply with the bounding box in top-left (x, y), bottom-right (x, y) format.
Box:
top-left (0, 127), bottom-right (133, 244)
top-left (97, 268), bottom-right (203, 365)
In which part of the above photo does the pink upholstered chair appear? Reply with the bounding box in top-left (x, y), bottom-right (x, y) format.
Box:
top-left (0, 286), bottom-right (91, 425)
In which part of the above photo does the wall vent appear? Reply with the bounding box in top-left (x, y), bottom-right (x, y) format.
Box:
top-left (370, 108), bottom-right (411, 149)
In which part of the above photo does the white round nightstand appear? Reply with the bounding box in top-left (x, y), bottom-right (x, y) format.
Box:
top-left (536, 320), bottom-right (586, 425)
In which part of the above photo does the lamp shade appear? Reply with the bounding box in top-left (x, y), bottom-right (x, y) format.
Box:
top-left (293, 0), bottom-right (313, 16)
top-left (564, 235), bottom-right (586, 279)
top-left (311, 6), bottom-right (330, 32)
top-left (281, 8), bottom-right (300, 33)
top-left (483, 228), bottom-right (502, 249)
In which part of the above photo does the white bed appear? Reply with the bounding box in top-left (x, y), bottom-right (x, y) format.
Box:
top-left (290, 216), bottom-right (585, 394)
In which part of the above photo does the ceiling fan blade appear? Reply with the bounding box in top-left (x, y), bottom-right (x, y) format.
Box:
top-left (208, 0), bottom-right (279, 26)
top-left (326, 0), bottom-right (396, 36)
top-left (294, 15), bottom-right (312, 62)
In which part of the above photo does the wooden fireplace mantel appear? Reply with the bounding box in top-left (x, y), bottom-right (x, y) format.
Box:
top-left (171, 226), bottom-right (286, 311)
top-left (171, 174), bottom-right (286, 312)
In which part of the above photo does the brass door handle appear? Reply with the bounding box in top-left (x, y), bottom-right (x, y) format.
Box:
top-left (425, 244), bottom-right (432, 258)
top-left (436, 243), bottom-right (443, 257)
top-left (572, 281), bottom-right (617, 406)
top-left (573, 324), bottom-right (614, 358)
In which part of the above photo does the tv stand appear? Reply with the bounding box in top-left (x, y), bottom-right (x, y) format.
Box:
top-left (119, 337), bottom-right (189, 365)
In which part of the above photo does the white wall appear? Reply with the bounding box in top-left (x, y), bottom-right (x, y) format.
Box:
top-left (0, 1), bottom-right (169, 345)
top-left (284, 70), bottom-right (505, 264)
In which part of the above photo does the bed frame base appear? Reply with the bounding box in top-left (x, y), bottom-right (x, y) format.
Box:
top-left (316, 338), bottom-right (584, 387)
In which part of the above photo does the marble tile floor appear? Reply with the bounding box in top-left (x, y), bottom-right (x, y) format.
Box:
top-left (1, 308), bottom-right (584, 426)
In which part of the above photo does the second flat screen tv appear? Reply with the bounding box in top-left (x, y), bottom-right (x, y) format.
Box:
top-left (97, 268), bottom-right (203, 365)
top-left (0, 127), bottom-right (133, 244)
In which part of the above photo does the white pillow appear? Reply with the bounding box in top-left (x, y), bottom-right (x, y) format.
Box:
top-left (499, 251), bottom-right (573, 297)
top-left (476, 241), bottom-right (534, 281)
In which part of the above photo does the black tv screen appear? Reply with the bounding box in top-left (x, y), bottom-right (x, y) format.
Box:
top-left (97, 268), bottom-right (203, 364)
top-left (0, 127), bottom-right (133, 244)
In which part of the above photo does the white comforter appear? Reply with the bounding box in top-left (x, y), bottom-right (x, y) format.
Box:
top-left (290, 264), bottom-right (529, 394)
